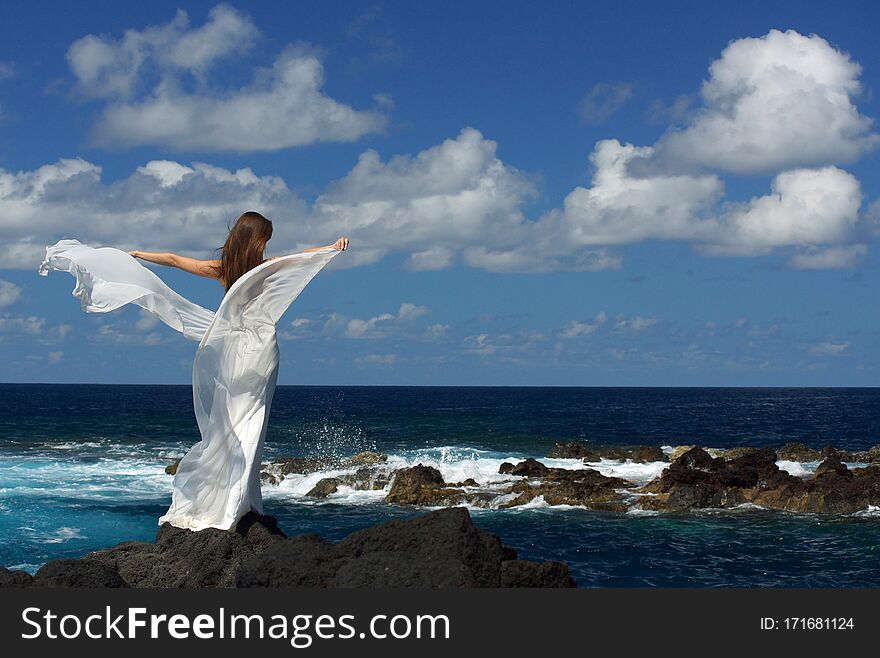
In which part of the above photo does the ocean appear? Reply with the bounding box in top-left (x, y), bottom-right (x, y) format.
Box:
top-left (2, 384), bottom-right (880, 587)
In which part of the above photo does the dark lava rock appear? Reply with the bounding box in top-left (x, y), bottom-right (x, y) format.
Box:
top-left (499, 463), bottom-right (629, 510)
top-left (640, 446), bottom-right (880, 514)
top-left (639, 446), bottom-right (792, 510)
top-left (307, 477), bottom-right (339, 498)
top-left (777, 442), bottom-right (822, 462)
top-left (815, 456), bottom-right (849, 477)
top-left (548, 442), bottom-right (666, 463)
top-left (852, 445), bottom-right (880, 463)
top-left (505, 458), bottom-right (551, 477)
top-left (5, 509), bottom-right (575, 588)
top-left (236, 507), bottom-right (575, 588)
top-left (0, 567), bottom-right (34, 588)
top-left (385, 464), bottom-right (466, 506)
top-left (83, 512), bottom-right (287, 588)
top-left (33, 559), bottom-right (129, 588)
top-left (271, 456), bottom-right (333, 476)
top-left (338, 466), bottom-right (391, 491)
top-left (449, 478), bottom-right (479, 487)
top-left (347, 451), bottom-right (387, 466)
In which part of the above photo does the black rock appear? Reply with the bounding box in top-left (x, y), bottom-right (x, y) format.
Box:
top-left (84, 512), bottom-right (286, 588)
top-left (0, 567), bottom-right (35, 588)
top-left (236, 507), bottom-right (575, 588)
top-left (32, 559), bottom-right (129, 588)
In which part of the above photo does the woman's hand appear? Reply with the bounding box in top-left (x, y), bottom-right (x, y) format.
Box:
top-left (128, 250), bottom-right (140, 259)
top-left (333, 236), bottom-right (349, 251)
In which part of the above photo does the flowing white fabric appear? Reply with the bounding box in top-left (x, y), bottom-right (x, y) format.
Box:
top-left (39, 238), bottom-right (340, 531)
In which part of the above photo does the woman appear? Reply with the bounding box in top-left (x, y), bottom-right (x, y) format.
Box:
top-left (127, 211), bottom-right (348, 292)
top-left (38, 211), bottom-right (349, 532)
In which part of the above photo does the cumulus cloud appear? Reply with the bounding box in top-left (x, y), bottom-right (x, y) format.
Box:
top-left (698, 166), bottom-right (863, 260)
top-left (0, 155), bottom-right (310, 268)
top-left (647, 29), bottom-right (878, 174)
top-left (578, 82), bottom-right (633, 124)
top-left (66, 4), bottom-right (387, 151)
top-left (0, 280), bottom-right (22, 308)
top-left (2, 30), bottom-right (877, 275)
top-left (310, 127), bottom-right (540, 269)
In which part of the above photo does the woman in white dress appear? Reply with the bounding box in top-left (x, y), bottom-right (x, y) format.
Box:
top-left (39, 211), bottom-right (349, 532)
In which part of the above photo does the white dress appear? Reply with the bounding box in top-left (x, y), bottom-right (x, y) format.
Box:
top-left (38, 239), bottom-right (340, 531)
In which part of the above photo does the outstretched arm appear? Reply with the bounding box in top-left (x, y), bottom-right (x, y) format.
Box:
top-left (128, 250), bottom-right (221, 280)
top-left (301, 236), bottom-right (349, 253)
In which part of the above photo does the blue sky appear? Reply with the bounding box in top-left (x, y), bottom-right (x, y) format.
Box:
top-left (2, 0), bottom-right (880, 385)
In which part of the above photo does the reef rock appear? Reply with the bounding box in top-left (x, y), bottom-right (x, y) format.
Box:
top-left (638, 447), bottom-right (880, 514)
top-left (385, 464), bottom-right (467, 506)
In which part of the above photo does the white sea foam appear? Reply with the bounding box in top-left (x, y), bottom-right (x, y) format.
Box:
top-left (2, 441), bottom-right (866, 516)
top-left (851, 505), bottom-right (880, 518)
top-left (583, 458), bottom-right (668, 485)
top-left (777, 460), bottom-right (815, 477)
top-left (7, 563), bottom-right (40, 575)
top-left (44, 527), bottom-right (86, 543)
top-left (0, 455), bottom-right (170, 502)
top-left (626, 508), bottom-right (660, 517)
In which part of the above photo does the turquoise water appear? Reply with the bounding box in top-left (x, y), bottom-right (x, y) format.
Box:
top-left (2, 384), bottom-right (880, 586)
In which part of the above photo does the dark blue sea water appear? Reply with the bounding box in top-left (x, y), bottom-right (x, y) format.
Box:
top-left (2, 384), bottom-right (879, 587)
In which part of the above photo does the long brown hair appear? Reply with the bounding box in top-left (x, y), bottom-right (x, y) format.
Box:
top-left (213, 211), bottom-right (273, 292)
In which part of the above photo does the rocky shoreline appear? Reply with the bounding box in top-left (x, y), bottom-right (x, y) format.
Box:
top-left (0, 507), bottom-right (575, 588)
top-left (225, 441), bottom-right (880, 515)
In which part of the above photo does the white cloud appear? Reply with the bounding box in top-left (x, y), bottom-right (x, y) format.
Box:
top-left (807, 341), bottom-right (848, 356)
top-left (0, 155), bottom-right (306, 268)
top-left (310, 127), bottom-right (540, 269)
top-left (0, 314), bottom-right (45, 334)
top-left (788, 244), bottom-right (868, 270)
top-left (423, 323), bottom-right (449, 340)
top-left (615, 316), bottom-right (658, 331)
top-left (397, 303), bottom-right (430, 321)
top-left (135, 308), bottom-right (160, 331)
top-left (463, 333), bottom-right (497, 355)
top-left (355, 353), bottom-right (397, 366)
top-left (578, 82), bottom-right (633, 124)
top-left (67, 4), bottom-right (386, 151)
top-left (648, 29), bottom-right (878, 174)
top-left (346, 302), bottom-right (430, 338)
top-left (4, 29), bottom-right (877, 275)
top-left (0, 314), bottom-right (70, 341)
top-left (0, 61), bottom-right (14, 80)
top-left (47, 351), bottom-right (63, 364)
top-left (699, 166), bottom-right (863, 256)
top-left (543, 139), bottom-right (723, 245)
top-left (0, 280), bottom-right (22, 308)
top-left (94, 323), bottom-right (162, 346)
top-left (560, 311), bottom-right (607, 338)
top-left (284, 303), bottom-right (431, 341)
